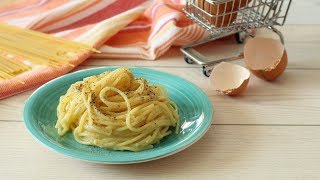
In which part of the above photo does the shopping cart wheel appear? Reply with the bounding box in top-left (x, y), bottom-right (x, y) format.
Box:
top-left (235, 32), bottom-right (246, 44)
top-left (202, 66), bottom-right (212, 77)
top-left (184, 54), bottom-right (194, 64)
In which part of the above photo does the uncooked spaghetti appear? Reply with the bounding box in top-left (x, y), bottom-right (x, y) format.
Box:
top-left (0, 23), bottom-right (98, 81)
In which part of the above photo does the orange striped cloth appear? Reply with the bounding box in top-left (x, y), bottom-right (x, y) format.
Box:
top-left (0, 0), bottom-right (206, 99)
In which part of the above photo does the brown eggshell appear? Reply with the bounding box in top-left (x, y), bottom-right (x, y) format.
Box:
top-left (244, 37), bottom-right (288, 81)
top-left (210, 62), bottom-right (250, 96)
top-left (250, 50), bottom-right (288, 81)
top-left (222, 78), bottom-right (249, 95)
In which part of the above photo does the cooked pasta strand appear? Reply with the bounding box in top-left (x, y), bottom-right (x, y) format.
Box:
top-left (55, 68), bottom-right (179, 151)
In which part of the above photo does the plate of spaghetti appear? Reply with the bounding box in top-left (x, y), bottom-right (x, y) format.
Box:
top-left (23, 67), bottom-right (213, 163)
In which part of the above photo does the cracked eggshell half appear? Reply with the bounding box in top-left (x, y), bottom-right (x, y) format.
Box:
top-left (244, 37), bottom-right (288, 81)
top-left (209, 62), bottom-right (250, 96)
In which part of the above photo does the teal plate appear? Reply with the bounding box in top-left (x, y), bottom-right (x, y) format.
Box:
top-left (23, 67), bottom-right (213, 164)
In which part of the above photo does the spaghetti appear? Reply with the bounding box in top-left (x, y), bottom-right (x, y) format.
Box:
top-left (56, 68), bottom-right (179, 151)
top-left (0, 23), bottom-right (98, 81)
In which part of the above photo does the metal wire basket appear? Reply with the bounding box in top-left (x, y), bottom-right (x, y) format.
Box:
top-left (181, 0), bottom-right (292, 76)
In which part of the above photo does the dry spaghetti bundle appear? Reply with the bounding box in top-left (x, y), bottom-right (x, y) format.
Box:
top-left (0, 24), bottom-right (98, 82)
top-left (56, 68), bottom-right (179, 151)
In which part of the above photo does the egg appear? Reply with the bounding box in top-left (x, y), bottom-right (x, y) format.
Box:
top-left (196, 0), bottom-right (252, 27)
top-left (205, 6), bottom-right (238, 27)
top-left (210, 62), bottom-right (250, 95)
top-left (238, 0), bottom-right (252, 8)
top-left (197, 0), bottom-right (238, 27)
top-left (244, 37), bottom-right (288, 81)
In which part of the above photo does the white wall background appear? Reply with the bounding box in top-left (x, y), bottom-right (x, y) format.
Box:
top-left (285, 0), bottom-right (320, 24)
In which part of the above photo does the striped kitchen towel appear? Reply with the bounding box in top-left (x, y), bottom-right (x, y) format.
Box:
top-left (95, 0), bottom-right (207, 60)
top-left (0, 0), bottom-right (206, 99)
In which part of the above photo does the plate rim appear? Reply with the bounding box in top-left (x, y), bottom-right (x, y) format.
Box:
top-left (23, 66), bottom-right (214, 164)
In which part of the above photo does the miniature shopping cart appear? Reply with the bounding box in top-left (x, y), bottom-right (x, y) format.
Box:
top-left (181, 0), bottom-right (292, 76)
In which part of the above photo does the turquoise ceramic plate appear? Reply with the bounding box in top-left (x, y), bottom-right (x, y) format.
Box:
top-left (23, 67), bottom-right (213, 164)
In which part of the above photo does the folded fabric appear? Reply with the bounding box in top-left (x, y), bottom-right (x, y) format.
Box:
top-left (0, 0), bottom-right (206, 99)
top-left (95, 0), bottom-right (207, 60)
